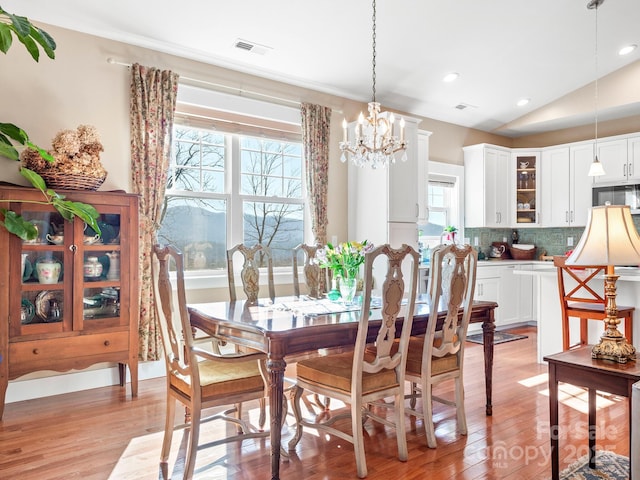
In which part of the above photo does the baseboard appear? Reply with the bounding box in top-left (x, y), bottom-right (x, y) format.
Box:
top-left (5, 360), bottom-right (165, 404)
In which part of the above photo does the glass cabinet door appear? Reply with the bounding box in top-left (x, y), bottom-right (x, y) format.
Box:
top-left (515, 154), bottom-right (538, 225)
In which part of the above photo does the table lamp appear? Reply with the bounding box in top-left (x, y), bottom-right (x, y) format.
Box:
top-left (565, 205), bottom-right (640, 363)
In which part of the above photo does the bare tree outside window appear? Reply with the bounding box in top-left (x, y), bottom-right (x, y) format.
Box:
top-left (158, 126), bottom-right (305, 271)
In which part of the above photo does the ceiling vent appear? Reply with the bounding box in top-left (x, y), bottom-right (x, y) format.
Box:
top-left (455, 103), bottom-right (478, 110)
top-left (234, 38), bottom-right (272, 56)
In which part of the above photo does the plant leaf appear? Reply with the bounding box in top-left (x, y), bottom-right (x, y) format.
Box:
top-left (30, 25), bottom-right (56, 59)
top-left (16, 33), bottom-right (39, 61)
top-left (0, 141), bottom-right (19, 160)
top-left (8, 13), bottom-right (31, 38)
top-left (20, 167), bottom-right (47, 191)
top-left (0, 123), bottom-right (28, 144)
top-left (0, 209), bottom-right (38, 240)
top-left (0, 24), bottom-right (12, 53)
top-left (25, 141), bottom-right (54, 162)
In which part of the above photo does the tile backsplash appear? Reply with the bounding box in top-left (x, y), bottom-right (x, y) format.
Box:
top-left (465, 219), bottom-right (640, 258)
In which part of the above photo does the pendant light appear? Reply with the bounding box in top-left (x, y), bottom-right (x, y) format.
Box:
top-left (339, 0), bottom-right (407, 169)
top-left (587, 0), bottom-right (606, 177)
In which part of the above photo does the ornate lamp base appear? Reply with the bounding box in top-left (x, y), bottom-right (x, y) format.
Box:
top-left (592, 333), bottom-right (636, 364)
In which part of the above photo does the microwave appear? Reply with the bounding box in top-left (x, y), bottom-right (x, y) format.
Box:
top-left (592, 183), bottom-right (640, 214)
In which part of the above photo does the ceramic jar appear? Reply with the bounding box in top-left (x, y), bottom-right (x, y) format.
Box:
top-left (84, 256), bottom-right (103, 281)
top-left (35, 258), bottom-right (61, 284)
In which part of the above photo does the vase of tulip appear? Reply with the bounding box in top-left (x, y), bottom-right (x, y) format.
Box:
top-left (317, 240), bottom-right (373, 303)
top-left (339, 275), bottom-right (357, 305)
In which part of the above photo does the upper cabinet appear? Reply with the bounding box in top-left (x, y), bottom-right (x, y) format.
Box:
top-left (464, 144), bottom-right (511, 228)
top-left (512, 150), bottom-right (540, 226)
top-left (540, 143), bottom-right (592, 227)
top-left (593, 135), bottom-right (640, 184)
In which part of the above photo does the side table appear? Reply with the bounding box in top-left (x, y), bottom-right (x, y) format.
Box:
top-left (544, 347), bottom-right (640, 480)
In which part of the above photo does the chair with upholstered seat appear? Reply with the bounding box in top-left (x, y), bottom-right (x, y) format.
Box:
top-left (292, 243), bottom-right (324, 298)
top-left (152, 244), bottom-right (269, 479)
top-left (227, 243), bottom-right (275, 304)
top-left (288, 244), bottom-right (419, 478)
top-left (404, 243), bottom-right (477, 448)
top-left (553, 255), bottom-right (634, 350)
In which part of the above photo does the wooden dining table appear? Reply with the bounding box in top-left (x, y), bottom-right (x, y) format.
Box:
top-left (188, 295), bottom-right (497, 480)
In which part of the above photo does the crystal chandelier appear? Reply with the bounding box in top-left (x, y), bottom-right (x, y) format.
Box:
top-left (340, 0), bottom-right (407, 168)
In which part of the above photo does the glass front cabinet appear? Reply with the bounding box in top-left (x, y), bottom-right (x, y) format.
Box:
top-left (513, 151), bottom-right (540, 226)
top-left (0, 185), bottom-right (139, 418)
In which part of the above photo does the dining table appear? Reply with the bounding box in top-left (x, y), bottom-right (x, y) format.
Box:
top-left (188, 294), bottom-right (498, 480)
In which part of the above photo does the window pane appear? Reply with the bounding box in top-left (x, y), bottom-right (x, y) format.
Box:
top-left (173, 166), bottom-right (200, 191)
top-left (157, 197), bottom-right (227, 270)
top-left (283, 155), bottom-right (302, 178)
top-left (202, 169), bottom-right (224, 192)
top-left (243, 201), bottom-right (304, 267)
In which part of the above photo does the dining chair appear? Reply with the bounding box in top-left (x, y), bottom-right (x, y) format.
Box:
top-left (553, 255), bottom-right (634, 350)
top-left (151, 244), bottom-right (269, 480)
top-left (292, 243), bottom-right (323, 298)
top-left (227, 243), bottom-right (275, 304)
top-left (404, 243), bottom-right (477, 448)
top-left (288, 244), bottom-right (420, 478)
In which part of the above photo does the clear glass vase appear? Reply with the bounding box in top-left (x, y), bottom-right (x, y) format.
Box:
top-left (339, 276), bottom-right (357, 305)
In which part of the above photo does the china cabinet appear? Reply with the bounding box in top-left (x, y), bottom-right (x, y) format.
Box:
top-left (464, 144), bottom-right (511, 228)
top-left (512, 151), bottom-right (540, 226)
top-left (0, 185), bottom-right (139, 418)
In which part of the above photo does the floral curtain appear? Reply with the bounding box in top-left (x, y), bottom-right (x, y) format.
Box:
top-left (130, 63), bottom-right (179, 361)
top-left (300, 103), bottom-right (331, 246)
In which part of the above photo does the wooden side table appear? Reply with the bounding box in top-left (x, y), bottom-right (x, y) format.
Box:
top-left (544, 347), bottom-right (640, 480)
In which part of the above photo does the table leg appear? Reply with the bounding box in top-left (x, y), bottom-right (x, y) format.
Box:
top-left (482, 311), bottom-right (495, 416)
top-left (588, 388), bottom-right (596, 469)
top-left (549, 363), bottom-right (559, 480)
top-left (267, 355), bottom-right (286, 480)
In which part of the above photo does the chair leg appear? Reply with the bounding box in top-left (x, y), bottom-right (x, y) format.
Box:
top-left (184, 405), bottom-right (201, 480)
top-left (288, 385), bottom-right (305, 450)
top-left (562, 316), bottom-right (570, 351)
top-left (160, 397), bottom-right (176, 465)
top-left (422, 380), bottom-right (437, 449)
top-left (350, 397), bottom-right (368, 478)
top-left (394, 391), bottom-right (408, 462)
top-left (454, 376), bottom-right (467, 436)
top-left (258, 398), bottom-right (266, 430)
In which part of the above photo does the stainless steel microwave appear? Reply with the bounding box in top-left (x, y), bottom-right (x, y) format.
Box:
top-left (592, 183), bottom-right (640, 214)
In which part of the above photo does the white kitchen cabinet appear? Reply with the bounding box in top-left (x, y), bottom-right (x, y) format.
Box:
top-left (540, 143), bottom-right (592, 227)
top-left (474, 266), bottom-right (500, 304)
top-left (627, 135), bottom-right (640, 182)
top-left (517, 264), bottom-right (535, 322)
top-left (464, 144), bottom-right (511, 228)
top-left (593, 138), bottom-right (629, 184)
top-left (498, 265), bottom-right (519, 325)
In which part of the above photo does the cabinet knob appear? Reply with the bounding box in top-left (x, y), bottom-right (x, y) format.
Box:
top-left (32, 348), bottom-right (39, 355)
top-left (104, 340), bottom-right (110, 347)
top-left (69, 244), bottom-right (77, 252)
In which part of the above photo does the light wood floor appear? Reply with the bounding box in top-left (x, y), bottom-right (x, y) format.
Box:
top-left (0, 327), bottom-right (631, 479)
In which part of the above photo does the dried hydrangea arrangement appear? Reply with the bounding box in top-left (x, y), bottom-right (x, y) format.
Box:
top-left (21, 124), bottom-right (107, 180)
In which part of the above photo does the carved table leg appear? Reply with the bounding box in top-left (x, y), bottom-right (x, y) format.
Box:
top-left (268, 355), bottom-right (286, 480)
top-left (482, 310), bottom-right (496, 416)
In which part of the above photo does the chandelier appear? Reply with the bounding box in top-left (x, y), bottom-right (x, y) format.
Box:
top-left (340, 0), bottom-right (407, 168)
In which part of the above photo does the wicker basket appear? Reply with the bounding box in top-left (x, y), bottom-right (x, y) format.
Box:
top-left (509, 246), bottom-right (536, 260)
top-left (39, 172), bottom-right (106, 191)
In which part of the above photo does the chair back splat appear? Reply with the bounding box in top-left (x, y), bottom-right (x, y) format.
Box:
top-left (292, 243), bottom-right (323, 298)
top-left (152, 244), bottom-right (269, 479)
top-left (227, 243), bottom-right (275, 304)
top-left (288, 243), bottom-right (419, 478)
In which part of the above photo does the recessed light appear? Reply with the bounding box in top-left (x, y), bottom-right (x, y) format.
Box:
top-left (619, 44), bottom-right (637, 56)
top-left (442, 72), bottom-right (459, 83)
top-left (517, 98), bottom-right (530, 107)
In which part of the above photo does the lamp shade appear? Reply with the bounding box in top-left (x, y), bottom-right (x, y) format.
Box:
top-left (566, 205), bottom-right (640, 266)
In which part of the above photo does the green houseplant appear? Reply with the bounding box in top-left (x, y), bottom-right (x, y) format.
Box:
top-left (0, 5), bottom-right (100, 240)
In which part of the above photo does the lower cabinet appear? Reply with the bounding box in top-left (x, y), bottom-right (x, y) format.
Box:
top-left (474, 263), bottom-right (536, 328)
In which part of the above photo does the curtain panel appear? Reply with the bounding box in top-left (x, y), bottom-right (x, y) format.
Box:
top-left (130, 63), bottom-right (179, 361)
top-left (300, 103), bottom-right (331, 246)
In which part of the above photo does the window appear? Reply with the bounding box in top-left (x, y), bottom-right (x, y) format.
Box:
top-left (158, 125), bottom-right (305, 271)
top-left (419, 161), bottom-right (464, 249)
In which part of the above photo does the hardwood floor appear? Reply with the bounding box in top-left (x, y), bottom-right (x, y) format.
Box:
top-left (0, 327), bottom-right (631, 479)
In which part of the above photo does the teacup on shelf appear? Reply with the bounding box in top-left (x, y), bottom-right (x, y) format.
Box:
top-left (46, 233), bottom-right (64, 245)
top-left (83, 234), bottom-right (102, 245)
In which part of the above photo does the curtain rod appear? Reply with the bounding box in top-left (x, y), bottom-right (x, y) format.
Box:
top-left (107, 57), bottom-right (343, 113)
